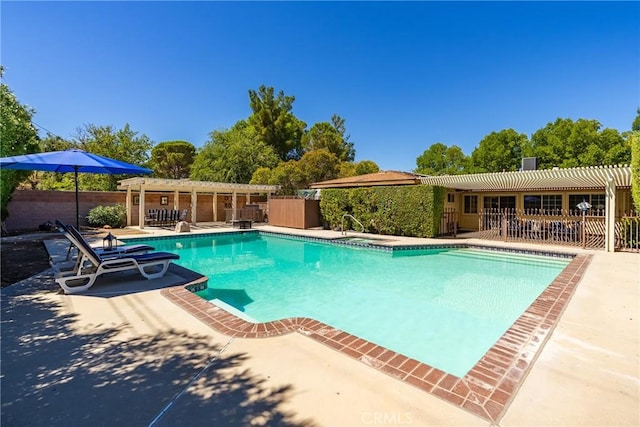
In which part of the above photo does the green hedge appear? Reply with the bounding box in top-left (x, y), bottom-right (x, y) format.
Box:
top-left (319, 185), bottom-right (445, 238)
top-left (631, 132), bottom-right (640, 211)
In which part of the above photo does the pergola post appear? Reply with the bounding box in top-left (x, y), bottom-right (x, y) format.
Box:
top-left (126, 187), bottom-right (132, 226)
top-left (605, 177), bottom-right (616, 252)
top-left (232, 192), bottom-right (237, 221)
top-left (139, 185), bottom-right (146, 229)
top-left (213, 191), bottom-right (218, 222)
top-left (174, 189), bottom-right (180, 210)
top-left (267, 192), bottom-right (271, 222)
top-left (191, 187), bottom-right (197, 225)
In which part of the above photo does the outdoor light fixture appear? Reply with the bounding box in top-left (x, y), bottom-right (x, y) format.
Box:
top-left (103, 232), bottom-right (117, 251)
top-left (576, 200), bottom-right (592, 212)
top-left (576, 200), bottom-right (592, 249)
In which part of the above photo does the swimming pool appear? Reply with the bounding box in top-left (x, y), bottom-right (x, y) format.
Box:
top-left (129, 231), bottom-right (570, 377)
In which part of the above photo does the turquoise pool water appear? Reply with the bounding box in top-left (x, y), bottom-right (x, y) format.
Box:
top-left (128, 232), bottom-right (570, 377)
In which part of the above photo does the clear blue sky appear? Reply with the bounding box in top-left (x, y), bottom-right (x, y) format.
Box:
top-left (2, 1), bottom-right (638, 172)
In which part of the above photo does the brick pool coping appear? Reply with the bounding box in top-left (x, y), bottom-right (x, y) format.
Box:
top-left (161, 249), bottom-right (591, 423)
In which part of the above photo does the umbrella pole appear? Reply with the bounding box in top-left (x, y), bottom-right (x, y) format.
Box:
top-left (75, 167), bottom-right (79, 229)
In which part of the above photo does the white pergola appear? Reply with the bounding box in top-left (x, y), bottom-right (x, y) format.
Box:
top-left (117, 177), bottom-right (280, 229)
top-left (419, 165), bottom-right (632, 252)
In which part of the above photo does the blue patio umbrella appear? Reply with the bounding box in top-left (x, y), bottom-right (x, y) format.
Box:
top-left (0, 149), bottom-right (152, 228)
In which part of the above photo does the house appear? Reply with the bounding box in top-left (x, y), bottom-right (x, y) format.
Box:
top-left (311, 165), bottom-right (635, 252)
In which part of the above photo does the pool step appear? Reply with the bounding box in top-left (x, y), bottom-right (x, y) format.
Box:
top-left (442, 249), bottom-right (570, 267)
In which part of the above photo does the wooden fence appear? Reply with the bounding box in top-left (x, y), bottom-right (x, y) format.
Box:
top-left (268, 197), bottom-right (321, 229)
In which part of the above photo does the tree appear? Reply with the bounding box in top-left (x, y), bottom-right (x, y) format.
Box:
top-left (75, 123), bottom-right (152, 191)
top-left (415, 143), bottom-right (469, 175)
top-left (298, 149), bottom-right (340, 185)
top-left (470, 129), bottom-right (529, 173)
top-left (0, 67), bottom-right (40, 222)
top-left (191, 121), bottom-right (280, 183)
top-left (632, 108), bottom-right (640, 132)
top-left (23, 134), bottom-right (74, 190)
top-left (530, 118), bottom-right (629, 169)
top-left (150, 140), bottom-right (196, 179)
top-left (250, 149), bottom-right (340, 194)
top-left (301, 114), bottom-right (355, 162)
top-left (337, 162), bottom-right (356, 178)
top-left (355, 160), bottom-right (379, 176)
top-left (249, 167), bottom-right (273, 186)
top-left (267, 161), bottom-right (305, 195)
top-left (247, 85), bottom-right (306, 160)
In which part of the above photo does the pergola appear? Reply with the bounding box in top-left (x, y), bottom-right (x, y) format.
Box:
top-left (117, 177), bottom-right (280, 229)
top-left (419, 165), bottom-right (632, 252)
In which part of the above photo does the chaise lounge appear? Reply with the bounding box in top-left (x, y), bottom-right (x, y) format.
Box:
top-left (53, 221), bottom-right (180, 294)
top-left (53, 220), bottom-right (155, 272)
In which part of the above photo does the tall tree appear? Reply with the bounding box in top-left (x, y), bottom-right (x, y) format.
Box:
top-left (530, 118), bottom-right (629, 169)
top-left (0, 67), bottom-right (40, 222)
top-left (355, 160), bottom-right (379, 175)
top-left (247, 85), bottom-right (306, 160)
top-left (150, 140), bottom-right (196, 179)
top-left (266, 161), bottom-right (305, 195)
top-left (75, 123), bottom-right (152, 191)
top-left (302, 114), bottom-right (355, 162)
top-left (632, 108), bottom-right (640, 132)
top-left (24, 134), bottom-right (74, 190)
top-left (415, 143), bottom-right (468, 175)
top-left (298, 148), bottom-right (340, 185)
top-left (470, 129), bottom-right (529, 173)
top-left (191, 121), bottom-right (280, 183)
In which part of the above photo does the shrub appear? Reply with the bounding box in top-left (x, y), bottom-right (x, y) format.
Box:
top-left (86, 204), bottom-right (126, 228)
top-left (319, 185), bottom-right (445, 238)
top-left (631, 132), bottom-right (640, 210)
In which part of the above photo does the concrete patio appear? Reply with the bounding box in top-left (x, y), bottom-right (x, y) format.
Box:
top-left (1, 225), bottom-right (638, 426)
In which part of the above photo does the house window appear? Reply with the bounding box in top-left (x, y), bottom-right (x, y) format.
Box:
top-left (483, 196), bottom-right (515, 211)
top-left (463, 195), bottom-right (478, 214)
top-left (447, 193), bottom-right (455, 203)
top-left (543, 195), bottom-right (562, 212)
top-left (569, 194), bottom-right (605, 215)
top-left (524, 194), bottom-right (562, 214)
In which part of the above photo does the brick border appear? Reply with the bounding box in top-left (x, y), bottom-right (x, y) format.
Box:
top-left (161, 249), bottom-right (591, 423)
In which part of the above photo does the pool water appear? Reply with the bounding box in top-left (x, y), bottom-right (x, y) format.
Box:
top-left (129, 232), bottom-right (569, 377)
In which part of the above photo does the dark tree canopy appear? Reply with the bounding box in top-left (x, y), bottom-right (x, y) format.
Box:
top-left (529, 118), bottom-right (629, 169)
top-left (415, 143), bottom-right (468, 175)
top-left (150, 140), bottom-right (196, 179)
top-left (302, 115), bottom-right (355, 162)
top-left (354, 160), bottom-right (379, 175)
top-left (74, 123), bottom-right (152, 191)
top-left (0, 69), bottom-right (40, 219)
top-left (298, 148), bottom-right (340, 185)
top-left (247, 85), bottom-right (306, 161)
top-left (470, 129), bottom-right (530, 173)
top-left (191, 121), bottom-right (280, 183)
top-left (24, 134), bottom-right (74, 190)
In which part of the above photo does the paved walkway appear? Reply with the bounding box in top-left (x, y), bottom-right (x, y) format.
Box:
top-left (1, 225), bottom-right (638, 426)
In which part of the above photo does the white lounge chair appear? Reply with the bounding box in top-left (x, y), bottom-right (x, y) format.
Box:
top-left (53, 220), bottom-right (155, 274)
top-left (54, 222), bottom-right (179, 294)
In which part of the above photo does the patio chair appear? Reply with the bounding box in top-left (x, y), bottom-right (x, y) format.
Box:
top-left (53, 220), bottom-right (154, 268)
top-left (53, 221), bottom-right (179, 294)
